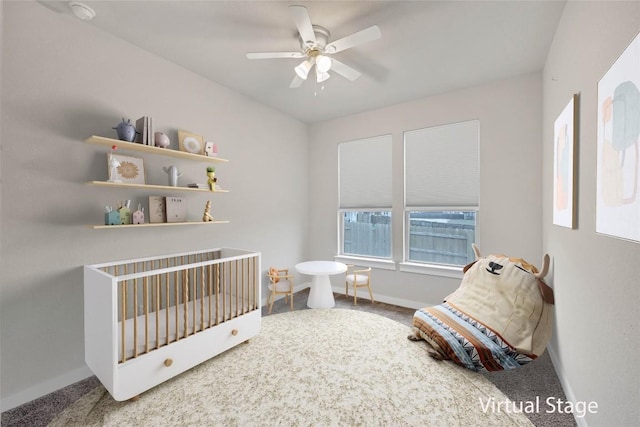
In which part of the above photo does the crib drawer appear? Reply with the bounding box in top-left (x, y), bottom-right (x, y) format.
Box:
top-left (111, 310), bottom-right (261, 401)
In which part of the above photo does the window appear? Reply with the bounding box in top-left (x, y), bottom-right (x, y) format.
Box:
top-left (338, 135), bottom-right (392, 259)
top-left (341, 210), bottom-right (392, 258)
top-left (406, 210), bottom-right (476, 265)
top-left (404, 120), bottom-right (479, 267)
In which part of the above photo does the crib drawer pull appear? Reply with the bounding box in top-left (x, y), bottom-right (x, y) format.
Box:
top-left (164, 358), bottom-right (173, 367)
top-left (231, 329), bottom-right (238, 336)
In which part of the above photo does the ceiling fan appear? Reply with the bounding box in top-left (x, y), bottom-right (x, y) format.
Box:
top-left (246, 5), bottom-right (382, 88)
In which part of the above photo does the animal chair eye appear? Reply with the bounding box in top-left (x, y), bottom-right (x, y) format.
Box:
top-left (486, 261), bottom-right (503, 275)
top-left (515, 265), bottom-right (531, 274)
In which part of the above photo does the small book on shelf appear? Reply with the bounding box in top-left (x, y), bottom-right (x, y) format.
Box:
top-left (135, 117), bottom-right (147, 145)
top-left (166, 197), bottom-right (187, 223)
top-left (149, 196), bottom-right (166, 223)
top-left (188, 183), bottom-right (222, 190)
top-left (135, 116), bottom-right (154, 145)
top-left (147, 116), bottom-right (153, 146)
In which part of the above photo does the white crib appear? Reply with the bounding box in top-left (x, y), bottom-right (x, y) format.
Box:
top-left (84, 248), bottom-right (261, 401)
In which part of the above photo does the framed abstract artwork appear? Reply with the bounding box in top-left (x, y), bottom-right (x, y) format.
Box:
top-left (596, 32), bottom-right (640, 243)
top-left (178, 130), bottom-right (205, 155)
top-left (553, 94), bottom-right (578, 228)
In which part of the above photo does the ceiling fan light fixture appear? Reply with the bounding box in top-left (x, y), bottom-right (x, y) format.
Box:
top-left (294, 60), bottom-right (313, 80)
top-left (69, 1), bottom-right (96, 20)
top-left (316, 70), bottom-right (331, 83)
top-left (316, 55), bottom-right (332, 73)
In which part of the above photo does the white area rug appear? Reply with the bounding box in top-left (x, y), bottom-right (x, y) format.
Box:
top-left (49, 309), bottom-right (532, 426)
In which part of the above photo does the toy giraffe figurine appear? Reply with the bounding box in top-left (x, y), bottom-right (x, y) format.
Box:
top-left (202, 201), bottom-right (214, 222)
top-left (206, 166), bottom-right (216, 192)
top-left (107, 146), bottom-right (121, 183)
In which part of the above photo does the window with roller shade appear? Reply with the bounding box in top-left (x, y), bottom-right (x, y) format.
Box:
top-left (338, 135), bottom-right (392, 259)
top-left (404, 120), bottom-right (479, 266)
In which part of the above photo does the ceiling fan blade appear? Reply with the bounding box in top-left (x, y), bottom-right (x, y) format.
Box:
top-left (330, 59), bottom-right (362, 81)
top-left (289, 5), bottom-right (316, 48)
top-left (246, 52), bottom-right (305, 59)
top-left (289, 74), bottom-right (304, 88)
top-left (325, 25), bottom-right (381, 54)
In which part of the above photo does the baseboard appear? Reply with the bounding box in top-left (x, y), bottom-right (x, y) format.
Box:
top-left (547, 345), bottom-right (586, 427)
top-left (261, 284), bottom-right (431, 311)
top-left (331, 286), bottom-right (435, 310)
top-left (1, 365), bottom-right (93, 412)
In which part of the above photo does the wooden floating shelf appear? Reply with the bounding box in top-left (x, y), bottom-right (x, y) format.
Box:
top-left (87, 181), bottom-right (228, 193)
top-left (85, 135), bottom-right (229, 163)
top-left (91, 221), bottom-right (230, 230)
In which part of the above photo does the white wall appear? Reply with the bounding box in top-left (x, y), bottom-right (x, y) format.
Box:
top-left (308, 73), bottom-right (544, 307)
top-left (542, 2), bottom-right (639, 426)
top-left (0, 1), bottom-right (308, 409)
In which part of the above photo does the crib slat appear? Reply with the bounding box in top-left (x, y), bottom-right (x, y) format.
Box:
top-left (121, 280), bottom-right (126, 363)
top-left (222, 263), bottom-right (226, 323)
top-left (165, 264), bottom-right (169, 346)
top-left (200, 265), bottom-right (205, 331)
top-left (208, 264), bottom-right (213, 328)
top-left (215, 264), bottom-right (220, 326)
top-left (174, 270), bottom-right (179, 342)
top-left (133, 277), bottom-right (138, 359)
top-left (154, 268), bottom-right (159, 350)
top-left (183, 268), bottom-right (188, 338)
top-left (235, 259), bottom-right (239, 318)
top-left (191, 267), bottom-right (196, 333)
top-left (144, 276), bottom-right (149, 354)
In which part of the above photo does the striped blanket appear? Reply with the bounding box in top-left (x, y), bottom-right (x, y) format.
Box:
top-left (412, 302), bottom-right (534, 372)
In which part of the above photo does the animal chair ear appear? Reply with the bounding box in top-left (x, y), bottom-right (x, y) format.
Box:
top-left (471, 243), bottom-right (481, 260)
top-left (534, 254), bottom-right (550, 279)
top-left (462, 260), bottom-right (477, 274)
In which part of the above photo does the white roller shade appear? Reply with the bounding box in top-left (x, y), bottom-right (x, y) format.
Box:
top-left (339, 134), bottom-right (392, 208)
top-left (405, 120), bottom-right (479, 207)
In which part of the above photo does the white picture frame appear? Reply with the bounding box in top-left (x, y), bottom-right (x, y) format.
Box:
top-left (553, 94), bottom-right (577, 229)
top-left (596, 32), bottom-right (640, 243)
top-left (108, 154), bottom-right (146, 185)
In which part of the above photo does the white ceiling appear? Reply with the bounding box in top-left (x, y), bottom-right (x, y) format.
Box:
top-left (39, 1), bottom-right (566, 124)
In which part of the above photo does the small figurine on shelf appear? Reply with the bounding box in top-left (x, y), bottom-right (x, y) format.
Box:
top-left (118, 200), bottom-right (132, 225)
top-left (132, 204), bottom-right (145, 224)
top-left (107, 146), bottom-right (121, 183)
top-left (154, 132), bottom-right (171, 149)
top-left (202, 201), bottom-right (214, 222)
top-left (204, 141), bottom-right (218, 157)
top-left (105, 206), bottom-right (121, 225)
top-left (163, 165), bottom-right (182, 187)
top-left (112, 118), bottom-right (138, 142)
top-left (206, 166), bottom-right (217, 192)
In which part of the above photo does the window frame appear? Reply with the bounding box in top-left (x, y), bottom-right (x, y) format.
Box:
top-left (402, 120), bottom-right (480, 277)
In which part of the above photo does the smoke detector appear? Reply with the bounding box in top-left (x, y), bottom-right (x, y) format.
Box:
top-left (69, 2), bottom-right (96, 21)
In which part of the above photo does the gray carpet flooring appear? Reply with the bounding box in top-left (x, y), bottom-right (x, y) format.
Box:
top-left (1, 288), bottom-right (576, 426)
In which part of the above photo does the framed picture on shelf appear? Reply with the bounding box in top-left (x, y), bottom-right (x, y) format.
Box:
top-left (107, 154), bottom-right (146, 185)
top-left (553, 94), bottom-right (578, 229)
top-left (596, 32), bottom-right (640, 243)
top-left (178, 130), bottom-right (204, 155)
top-left (149, 196), bottom-right (166, 223)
